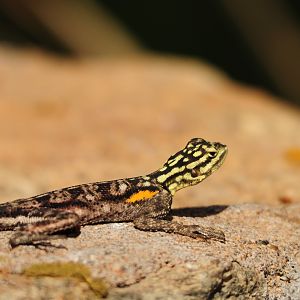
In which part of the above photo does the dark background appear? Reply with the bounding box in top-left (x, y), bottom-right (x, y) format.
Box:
top-left (0, 0), bottom-right (299, 104)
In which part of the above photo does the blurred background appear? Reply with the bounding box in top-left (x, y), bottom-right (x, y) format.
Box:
top-left (0, 0), bottom-right (300, 104)
top-left (0, 0), bottom-right (300, 207)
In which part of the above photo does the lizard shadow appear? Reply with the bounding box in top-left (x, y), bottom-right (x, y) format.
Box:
top-left (171, 205), bottom-right (228, 218)
top-left (56, 226), bottom-right (81, 238)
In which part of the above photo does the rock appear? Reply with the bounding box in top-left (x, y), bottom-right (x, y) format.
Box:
top-left (109, 260), bottom-right (264, 300)
top-left (0, 204), bottom-right (299, 299)
top-left (0, 46), bottom-right (299, 298)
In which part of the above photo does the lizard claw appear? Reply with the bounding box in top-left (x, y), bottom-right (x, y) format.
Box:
top-left (181, 225), bottom-right (225, 243)
top-left (32, 241), bottom-right (67, 252)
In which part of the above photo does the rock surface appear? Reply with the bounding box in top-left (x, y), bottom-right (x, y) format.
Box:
top-left (0, 46), bottom-right (299, 299)
top-left (0, 204), bottom-right (299, 299)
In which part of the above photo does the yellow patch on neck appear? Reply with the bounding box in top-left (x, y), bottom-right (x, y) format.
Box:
top-left (126, 190), bottom-right (159, 203)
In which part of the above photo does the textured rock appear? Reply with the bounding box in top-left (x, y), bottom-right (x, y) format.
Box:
top-left (0, 204), bottom-right (299, 299)
top-left (0, 274), bottom-right (100, 300)
top-left (0, 46), bottom-right (300, 299)
top-left (109, 260), bottom-right (264, 299)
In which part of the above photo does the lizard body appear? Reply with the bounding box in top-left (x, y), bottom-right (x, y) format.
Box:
top-left (0, 138), bottom-right (227, 248)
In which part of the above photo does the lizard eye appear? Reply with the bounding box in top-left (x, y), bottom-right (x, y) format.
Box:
top-left (208, 150), bottom-right (217, 158)
top-left (191, 169), bottom-right (199, 178)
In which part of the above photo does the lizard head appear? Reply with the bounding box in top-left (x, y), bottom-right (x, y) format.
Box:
top-left (151, 138), bottom-right (227, 195)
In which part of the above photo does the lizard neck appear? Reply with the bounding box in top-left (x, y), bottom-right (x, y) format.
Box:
top-left (147, 167), bottom-right (181, 196)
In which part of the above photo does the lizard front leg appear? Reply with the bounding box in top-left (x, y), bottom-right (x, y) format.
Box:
top-left (133, 217), bottom-right (225, 243)
top-left (10, 210), bottom-right (80, 248)
top-left (132, 189), bottom-right (225, 243)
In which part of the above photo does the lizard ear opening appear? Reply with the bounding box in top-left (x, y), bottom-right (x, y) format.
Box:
top-left (191, 169), bottom-right (199, 178)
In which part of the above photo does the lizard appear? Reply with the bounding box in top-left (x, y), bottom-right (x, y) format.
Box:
top-left (0, 138), bottom-right (227, 248)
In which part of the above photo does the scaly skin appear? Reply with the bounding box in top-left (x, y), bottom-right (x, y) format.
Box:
top-left (0, 138), bottom-right (227, 248)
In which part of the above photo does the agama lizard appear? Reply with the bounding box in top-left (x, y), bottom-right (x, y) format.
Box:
top-left (0, 138), bottom-right (227, 248)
